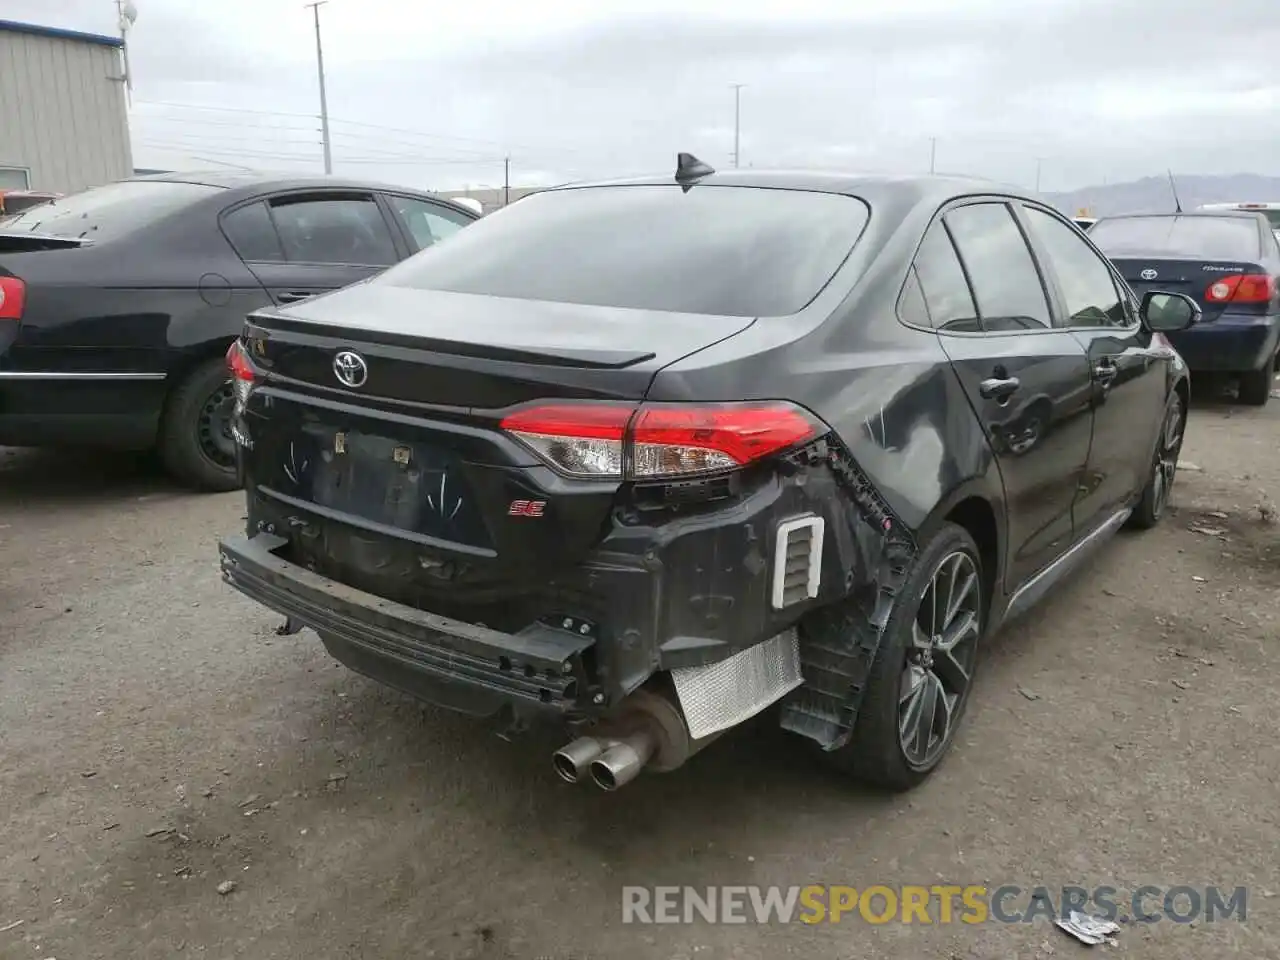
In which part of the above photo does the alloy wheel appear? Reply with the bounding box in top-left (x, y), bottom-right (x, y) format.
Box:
top-left (197, 379), bottom-right (237, 470)
top-left (899, 550), bottom-right (981, 769)
top-left (1150, 398), bottom-right (1184, 519)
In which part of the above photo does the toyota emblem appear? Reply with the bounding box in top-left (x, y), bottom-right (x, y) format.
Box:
top-left (332, 350), bottom-right (368, 389)
top-left (1140, 268), bottom-right (1158, 281)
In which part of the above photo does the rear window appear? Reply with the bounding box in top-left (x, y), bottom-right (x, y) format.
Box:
top-left (1089, 215), bottom-right (1261, 260)
top-left (0, 180), bottom-right (221, 242)
top-left (378, 185), bottom-right (869, 317)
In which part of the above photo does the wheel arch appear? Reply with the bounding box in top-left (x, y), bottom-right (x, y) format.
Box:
top-left (915, 477), bottom-right (1006, 615)
top-left (156, 339), bottom-right (236, 437)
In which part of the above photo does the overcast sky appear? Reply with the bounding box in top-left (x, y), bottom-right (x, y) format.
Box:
top-left (9, 0), bottom-right (1280, 193)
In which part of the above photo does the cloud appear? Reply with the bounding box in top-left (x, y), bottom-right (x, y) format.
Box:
top-left (5, 0), bottom-right (1280, 192)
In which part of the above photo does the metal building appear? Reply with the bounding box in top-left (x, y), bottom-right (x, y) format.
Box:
top-left (0, 19), bottom-right (133, 194)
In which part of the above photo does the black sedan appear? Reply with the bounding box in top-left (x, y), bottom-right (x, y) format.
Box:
top-left (0, 172), bottom-right (478, 490)
top-left (218, 157), bottom-right (1199, 792)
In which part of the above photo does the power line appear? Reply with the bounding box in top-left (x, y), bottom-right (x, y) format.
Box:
top-left (133, 97), bottom-right (580, 159)
top-left (139, 141), bottom-right (323, 163)
top-left (132, 128), bottom-right (323, 148)
top-left (138, 139), bottom-right (497, 167)
top-left (134, 117), bottom-right (501, 161)
top-left (133, 114), bottom-right (319, 131)
top-left (134, 99), bottom-right (318, 120)
top-left (333, 157), bottom-right (508, 166)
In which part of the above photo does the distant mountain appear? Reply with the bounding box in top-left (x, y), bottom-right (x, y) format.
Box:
top-left (1044, 173), bottom-right (1280, 218)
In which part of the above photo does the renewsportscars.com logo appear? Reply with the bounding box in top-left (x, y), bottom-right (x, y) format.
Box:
top-left (621, 885), bottom-right (1248, 926)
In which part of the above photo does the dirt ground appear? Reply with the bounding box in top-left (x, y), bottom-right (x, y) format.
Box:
top-left (1, 381), bottom-right (1277, 960)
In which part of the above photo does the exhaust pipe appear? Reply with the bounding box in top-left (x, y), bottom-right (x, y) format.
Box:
top-left (552, 737), bottom-right (609, 783)
top-left (589, 731), bottom-right (657, 792)
top-left (552, 687), bottom-right (719, 791)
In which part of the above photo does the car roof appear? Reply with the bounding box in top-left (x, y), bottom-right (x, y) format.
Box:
top-left (121, 170), bottom-right (478, 217)
top-left (540, 169), bottom-right (1035, 205)
top-left (1095, 210), bottom-right (1266, 221)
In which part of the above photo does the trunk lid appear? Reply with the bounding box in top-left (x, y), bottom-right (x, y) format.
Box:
top-left (1111, 256), bottom-right (1272, 321)
top-left (249, 284), bottom-right (753, 406)
top-left (238, 286), bottom-right (755, 596)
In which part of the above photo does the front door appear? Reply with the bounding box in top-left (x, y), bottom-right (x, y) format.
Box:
top-left (1016, 204), bottom-right (1171, 531)
top-left (909, 203), bottom-right (1095, 591)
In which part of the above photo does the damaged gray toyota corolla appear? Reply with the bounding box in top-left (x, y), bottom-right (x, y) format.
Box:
top-left (217, 156), bottom-right (1196, 792)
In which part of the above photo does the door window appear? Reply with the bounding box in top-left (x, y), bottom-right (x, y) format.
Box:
top-left (222, 201), bottom-right (285, 262)
top-left (388, 195), bottom-right (472, 251)
top-left (1023, 207), bottom-right (1128, 328)
top-left (945, 203), bottom-right (1053, 332)
top-left (269, 195), bottom-right (398, 266)
top-left (908, 222), bottom-right (981, 332)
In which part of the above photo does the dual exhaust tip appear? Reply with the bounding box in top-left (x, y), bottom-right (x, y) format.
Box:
top-left (553, 731), bottom-right (656, 791)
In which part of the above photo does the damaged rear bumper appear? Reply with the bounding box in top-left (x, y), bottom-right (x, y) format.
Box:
top-left (218, 533), bottom-right (595, 718)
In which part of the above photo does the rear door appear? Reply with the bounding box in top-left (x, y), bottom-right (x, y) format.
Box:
top-left (922, 199), bottom-right (1094, 591)
top-left (1018, 203), bottom-right (1169, 531)
top-left (221, 190), bottom-right (405, 307)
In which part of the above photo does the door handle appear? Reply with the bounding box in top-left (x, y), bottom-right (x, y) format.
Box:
top-left (277, 291), bottom-right (316, 303)
top-left (979, 376), bottom-right (1021, 401)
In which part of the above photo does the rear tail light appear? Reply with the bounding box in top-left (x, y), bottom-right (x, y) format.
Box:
top-left (226, 339), bottom-right (256, 406)
top-left (0, 276), bottom-right (26, 321)
top-left (1204, 274), bottom-right (1276, 304)
top-left (499, 400), bottom-right (827, 480)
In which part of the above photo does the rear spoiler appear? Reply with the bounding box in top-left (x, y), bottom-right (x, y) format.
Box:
top-left (243, 311), bottom-right (658, 370)
top-left (0, 233), bottom-right (95, 253)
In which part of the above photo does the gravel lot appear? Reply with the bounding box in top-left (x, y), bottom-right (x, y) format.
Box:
top-left (1, 382), bottom-right (1277, 960)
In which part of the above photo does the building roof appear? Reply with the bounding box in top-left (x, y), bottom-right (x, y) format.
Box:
top-left (0, 18), bottom-right (124, 49)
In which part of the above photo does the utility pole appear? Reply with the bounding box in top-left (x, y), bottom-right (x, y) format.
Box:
top-left (114, 0), bottom-right (137, 105)
top-left (929, 137), bottom-right (937, 174)
top-left (305, 1), bottom-right (332, 174)
top-left (504, 156), bottom-right (510, 207)
top-left (1034, 157), bottom-right (1043, 192)
top-left (730, 83), bottom-right (745, 168)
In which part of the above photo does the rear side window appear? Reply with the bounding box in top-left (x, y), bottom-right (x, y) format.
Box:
top-left (269, 196), bottom-right (398, 266)
top-left (377, 185), bottom-right (870, 317)
top-left (1089, 215), bottom-right (1261, 260)
top-left (222, 201), bottom-right (284, 262)
top-left (945, 203), bottom-right (1052, 332)
top-left (0, 179), bottom-right (220, 241)
top-left (388, 195), bottom-right (472, 251)
top-left (910, 222), bottom-right (980, 332)
top-left (1023, 207), bottom-right (1127, 328)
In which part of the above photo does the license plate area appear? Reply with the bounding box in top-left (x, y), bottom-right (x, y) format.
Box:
top-left (274, 422), bottom-right (492, 548)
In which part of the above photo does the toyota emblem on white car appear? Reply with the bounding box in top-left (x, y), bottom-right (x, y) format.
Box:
top-left (1140, 268), bottom-right (1158, 280)
top-left (333, 351), bottom-right (368, 388)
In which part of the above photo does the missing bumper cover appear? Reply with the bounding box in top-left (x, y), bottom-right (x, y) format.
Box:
top-left (670, 628), bottom-right (803, 739)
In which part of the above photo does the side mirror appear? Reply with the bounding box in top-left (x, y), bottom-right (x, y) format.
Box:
top-left (1140, 291), bottom-right (1200, 332)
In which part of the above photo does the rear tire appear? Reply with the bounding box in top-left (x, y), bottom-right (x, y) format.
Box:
top-left (158, 357), bottom-right (241, 493)
top-left (1238, 367), bottom-right (1272, 406)
top-left (823, 522), bottom-right (984, 792)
